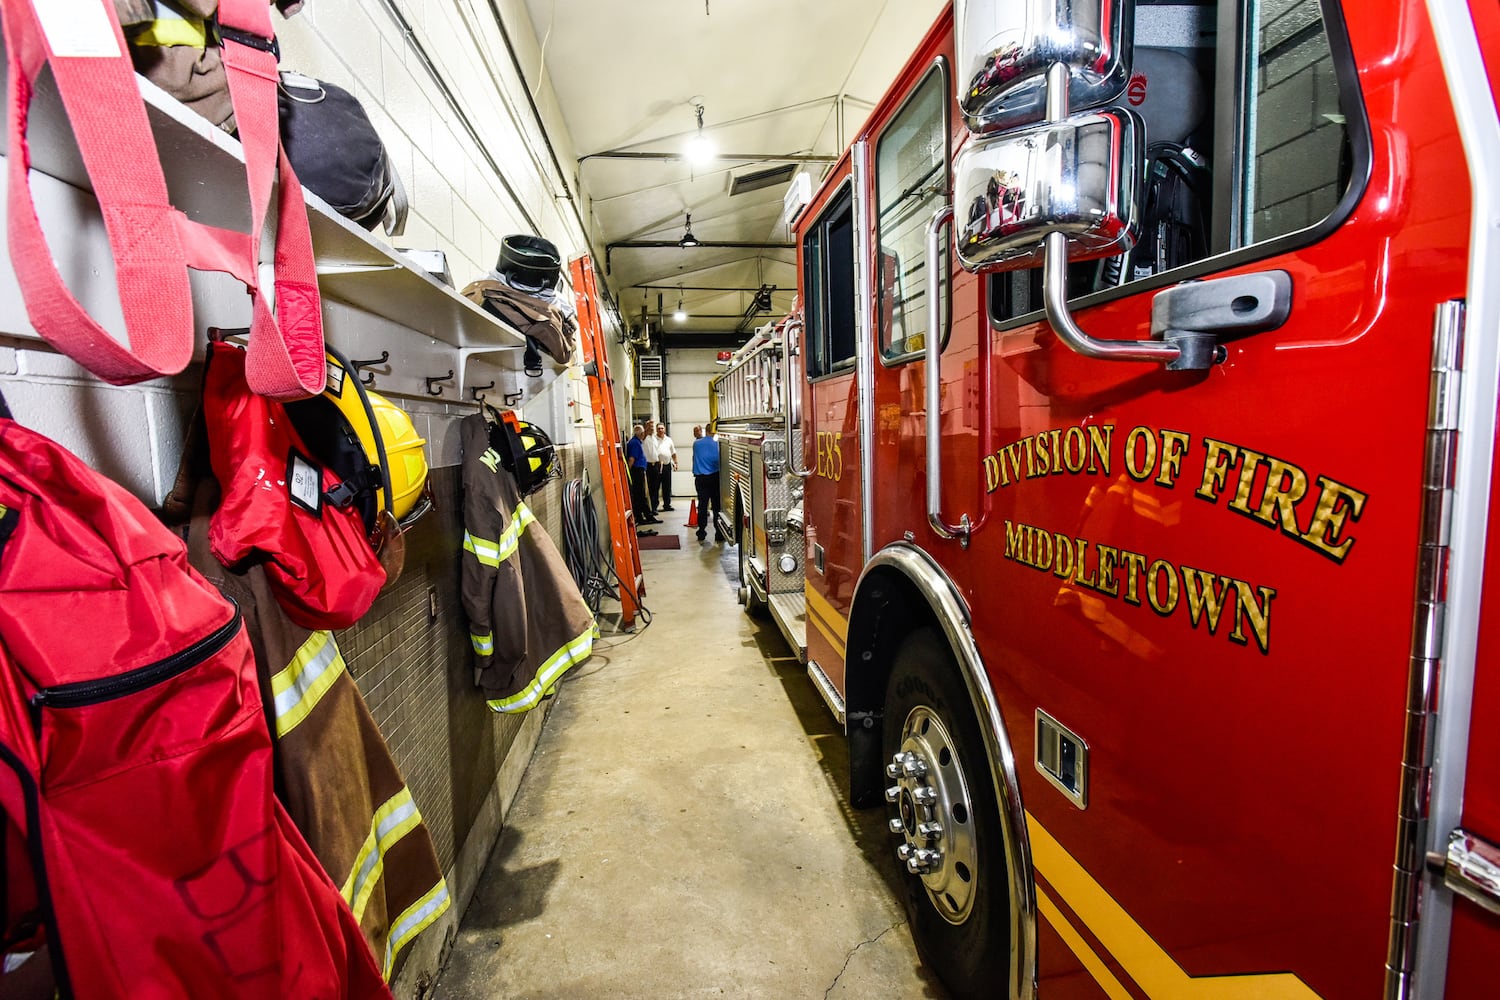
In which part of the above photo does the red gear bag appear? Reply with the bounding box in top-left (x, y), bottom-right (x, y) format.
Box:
top-left (203, 342), bottom-right (386, 630)
top-left (0, 413), bottom-right (390, 997)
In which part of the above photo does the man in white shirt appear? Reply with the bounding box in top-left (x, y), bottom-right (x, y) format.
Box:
top-left (642, 419), bottom-right (663, 514)
top-left (654, 424), bottom-right (679, 512)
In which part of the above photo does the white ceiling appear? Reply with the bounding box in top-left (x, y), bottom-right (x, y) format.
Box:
top-left (521, 0), bottom-right (946, 338)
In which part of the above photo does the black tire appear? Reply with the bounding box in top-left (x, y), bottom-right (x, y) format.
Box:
top-left (882, 628), bottom-right (1010, 999)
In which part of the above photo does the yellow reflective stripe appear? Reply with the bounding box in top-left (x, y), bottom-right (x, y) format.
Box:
top-left (471, 632), bottom-right (494, 655)
top-left (487, 626), bottom-right (593, 714)
top-left (463, 531), bottom-right (501, 567)
top-left (1028, 815), bottom-right (1321, 998)
top-left (494, 502), bottom-right (537, 564)
top-left (1036, 885), bottom-right (1133, 1000)
top-left (271, 631), bottom-right (345, 737)
top-left (340, 787), bottom-right (422, 925)
top-left (464, 504), bottom-right (536, 569)
top-left (132, 15), bottom-right (209, 48)
top-left (382, 879), bottom-right (451, 979)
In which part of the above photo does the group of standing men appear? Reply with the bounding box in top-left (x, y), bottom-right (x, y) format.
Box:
top-left (625, 420), bottom-right (723, 543)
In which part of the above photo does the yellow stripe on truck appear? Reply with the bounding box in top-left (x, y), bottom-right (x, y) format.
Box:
top-left (1027, 814), bottom-right (1322, 999)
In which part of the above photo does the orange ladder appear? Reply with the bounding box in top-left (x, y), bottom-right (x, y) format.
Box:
top-left (570, 254), bottom-right (645, 628)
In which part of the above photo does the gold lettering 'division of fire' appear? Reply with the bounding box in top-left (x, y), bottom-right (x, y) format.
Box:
top-left (984, 424), bottom-right (1368, 565)
top-left (1003, 519), bottom-right (1276, 654)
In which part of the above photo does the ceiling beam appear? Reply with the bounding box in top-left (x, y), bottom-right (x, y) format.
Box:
top-left (581, 151), bottom-right (837, 164)
top-left (605, 240), bottom-right (793, 274)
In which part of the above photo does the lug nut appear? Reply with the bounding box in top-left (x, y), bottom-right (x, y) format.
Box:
top-left (901, 756), bottom-right (928, 777)
top-left (913, 786), bottom-right (937, 804)
top-left (918, 821), bottom-right (943, 839)
top-left (886, 763), bottom-right (902, 778)
top-left (896, 844), bottom-right (913, 861)
top-left (888, 818), bottom-right (905, 834)
top-left (884, 785), bottom-right (901, 803)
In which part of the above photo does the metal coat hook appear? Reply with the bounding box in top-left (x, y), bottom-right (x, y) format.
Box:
top-left (349, 351), bottom-right (389, 386)
top-left (504, 391), bottom-right (524, 407)
top-left (425, 370), bottom-right (454, 395)
top-left (470, 380), bottom-right (495, 401)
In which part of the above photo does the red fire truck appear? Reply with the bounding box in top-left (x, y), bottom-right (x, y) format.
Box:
top-left (787, 0), bottom-right (1500, 997)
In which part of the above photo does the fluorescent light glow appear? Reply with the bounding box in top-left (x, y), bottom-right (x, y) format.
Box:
top-left (673, 308), bottom-right (688, 322)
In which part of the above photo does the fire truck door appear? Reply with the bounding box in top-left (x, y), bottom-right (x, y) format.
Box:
top-left (799, 175), bottom-right (863, 699)
top-left (967, 1), bottom-right (1480, 995)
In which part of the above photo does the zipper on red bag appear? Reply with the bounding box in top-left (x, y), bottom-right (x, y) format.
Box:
top-left (29, 601), bottom-right (242, 713)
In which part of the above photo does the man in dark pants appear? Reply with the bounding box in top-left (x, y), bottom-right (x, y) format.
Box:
top-left (626, 424), bottom-right (658, 526)
top-left (691, 425), bottom-right (723, 543)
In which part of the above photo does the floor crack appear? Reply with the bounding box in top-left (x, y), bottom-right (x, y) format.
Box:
top-left (825, 918), bottom-right (906, 999)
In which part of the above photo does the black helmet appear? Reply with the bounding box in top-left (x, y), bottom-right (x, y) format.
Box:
top-left (492, 411), bottom-right (559, 497)
top-left (496, 235), bottom-right (561, 290)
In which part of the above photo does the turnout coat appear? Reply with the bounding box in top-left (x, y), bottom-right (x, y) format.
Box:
top-left (183, 481), bottom-right (449, 981)
top-left (460, 413), bottom-right (594, 712)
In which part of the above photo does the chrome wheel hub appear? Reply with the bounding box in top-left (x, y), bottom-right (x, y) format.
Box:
top-left (885, 706), bottom-right (978, 924)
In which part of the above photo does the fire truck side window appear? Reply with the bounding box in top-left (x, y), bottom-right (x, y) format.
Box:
top-left (988, 0), bottom-right (1355, 325)
top-left (803, 185), bottom-right (857, 379)
top-left (875, 64), bottom-right (950, 362)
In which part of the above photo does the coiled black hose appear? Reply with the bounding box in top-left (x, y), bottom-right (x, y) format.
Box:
top-left (562, 477), bottom-right (651, 629)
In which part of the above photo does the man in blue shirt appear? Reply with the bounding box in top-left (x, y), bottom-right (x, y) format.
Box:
top-left (626, 424), bottom-right (659, 526)
top-left (691, 425), bottom-right (723, 543)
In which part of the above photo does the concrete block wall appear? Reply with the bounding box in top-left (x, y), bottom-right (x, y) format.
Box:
top-left (0, 2), bottom-right (637, 995)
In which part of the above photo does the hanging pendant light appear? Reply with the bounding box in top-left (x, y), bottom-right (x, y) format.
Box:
top-left (678, 213), bottom-right (701, 249)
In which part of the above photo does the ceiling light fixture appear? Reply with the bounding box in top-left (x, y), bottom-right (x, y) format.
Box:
top-left (685, 103), bottom-right (715, 166)
top-left (677, 213), bottom-right (701, 249)
top-left (673, 286), bottom-right (688, 323)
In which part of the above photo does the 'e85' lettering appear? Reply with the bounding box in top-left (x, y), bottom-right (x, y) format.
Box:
top-left (816, 432), bottom-right (843, 481)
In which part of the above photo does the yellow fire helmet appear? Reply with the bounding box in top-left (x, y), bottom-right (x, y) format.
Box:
top-left (289, 349), bottom-right (432, 529)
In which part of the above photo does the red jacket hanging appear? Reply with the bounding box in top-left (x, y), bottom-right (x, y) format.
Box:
top-left (0, 413), bottom-right (390, 998)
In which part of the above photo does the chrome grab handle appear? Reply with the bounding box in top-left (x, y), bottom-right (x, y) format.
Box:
top-left (925, 203), bottom-right (971, 543)
top-left (785, 318), bottom-right (816, 478)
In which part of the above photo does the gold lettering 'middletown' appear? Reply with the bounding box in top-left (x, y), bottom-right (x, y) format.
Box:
top-left (1003, 519), bottom-right (1276, 654)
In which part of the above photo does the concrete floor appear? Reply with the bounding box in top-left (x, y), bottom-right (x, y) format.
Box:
top-left (433, 505), bottom-right (948, 999)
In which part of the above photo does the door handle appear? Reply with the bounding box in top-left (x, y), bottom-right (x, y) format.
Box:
top-left (1149, 271), bottom-right (1293, 369)
top-left (925, 204), bottom-right (971, 545)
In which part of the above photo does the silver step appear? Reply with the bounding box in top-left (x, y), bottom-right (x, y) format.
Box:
top-left (768, 591), bottom-right (807, 662)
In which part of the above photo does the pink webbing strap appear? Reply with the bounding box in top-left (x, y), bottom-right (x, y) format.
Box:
top-left (2, 0), bottom-right (196, 385)
top-left (3, 0), bottom-right (325, 399)
top-left (217, 0), bottom-right (325, 400)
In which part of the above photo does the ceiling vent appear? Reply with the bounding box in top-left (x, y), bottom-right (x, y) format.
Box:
top-left (729, 162), bottom-right (798, 197)
top-left (638, 355), bottom-right (664, 388)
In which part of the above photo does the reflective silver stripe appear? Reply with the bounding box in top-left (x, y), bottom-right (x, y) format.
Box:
top-left (464, 531), bottom-right (501, 567)
top-left (471, 632), bottom-right (494, 655)
top-left (271, 631), bottom-right (344, 737)
top-left (487, 627), bottom-right (593, 714)
top-left (382, 881), bottom-right (451, 978)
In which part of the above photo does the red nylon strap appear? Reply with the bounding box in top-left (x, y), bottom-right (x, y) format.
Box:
top-left (218, 0), bottom-right (326, 400)
top-left (3, 0), bottom-right (326, 398)
top-left (2, 0), bottom-right (195, 385)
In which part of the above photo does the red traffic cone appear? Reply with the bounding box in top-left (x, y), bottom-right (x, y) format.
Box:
top-left (686, 500), bottom-right (699, 528)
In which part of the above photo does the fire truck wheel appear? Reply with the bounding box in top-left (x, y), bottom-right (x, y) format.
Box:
top-left (881, 627), bottom-right (1008, 999)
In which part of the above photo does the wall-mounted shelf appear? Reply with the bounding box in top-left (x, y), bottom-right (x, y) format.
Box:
top-left (0, 58), bottom-right (559, 370)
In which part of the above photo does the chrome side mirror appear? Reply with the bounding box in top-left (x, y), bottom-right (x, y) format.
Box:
top-left (953, 110), bottom-right (1141, 273)
top-left (955, 0), bottom-right (1132, 133)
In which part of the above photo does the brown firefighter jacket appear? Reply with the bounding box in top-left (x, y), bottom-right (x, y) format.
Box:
top-left (183, 484), bottom-right (450, 981)
top-left (461, 413), bottom-right (595, 712)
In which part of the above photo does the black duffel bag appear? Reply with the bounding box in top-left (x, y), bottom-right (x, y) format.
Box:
top-left (278, 71), bottom-right (408, 235)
